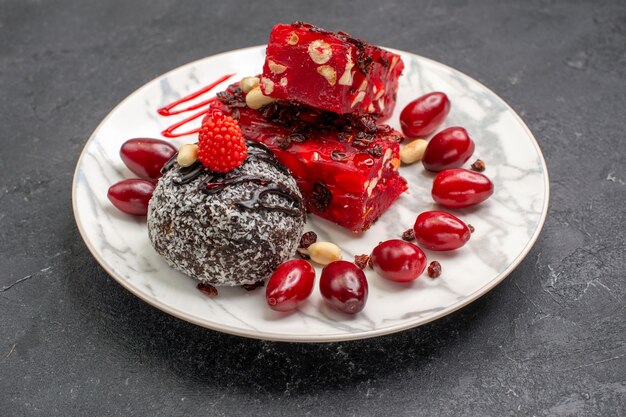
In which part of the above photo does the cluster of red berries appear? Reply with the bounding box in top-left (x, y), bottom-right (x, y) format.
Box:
top-left (197, 111), bottom-right (247, 173)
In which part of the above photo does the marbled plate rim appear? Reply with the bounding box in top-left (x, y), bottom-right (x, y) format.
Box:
top-left (72, 45), bottom-right (550, 343)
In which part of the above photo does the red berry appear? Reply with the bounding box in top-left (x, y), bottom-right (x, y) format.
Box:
top-left (400, 92), bottom-right (451, 138)
top-left (413, 211), bottom-right (471, 251)
top-left (432, 168), bottom-right (494, 208)
top-left (120, 138), bottom-right (177, 181)
top-left (319, 261), bottom-right (368, 314)
top-left (370, 240), bottom-right (427, 282)
top-left (107, 179), bottom-right (155, 216)
top-left (422, 127), bottom-right (475, 172)
top-left (266, 260), bottom-right (315, 312)
top-left (197, 111), bottom-right (248, 173)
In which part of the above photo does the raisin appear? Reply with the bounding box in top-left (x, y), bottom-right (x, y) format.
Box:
top-left (354, 254), bottom-right (370, 269)
top-left (471, 159), bottom-right (486, 172)
top-left (402, 229), bottom-right (415, 241)
top-left (299, 231), bottom-right (318, 248)
top-left (330, 150), bottom-right (349, 162)
top-left (358, 115), bottom-right (378, 133)
top-left (289, 133), bottom-right (307, 143)
top-left (274, 135), bottom-right (291, 149)
top-left (367, 144), bottom-right (384, 158)
top-left (427, 261), bottom-right (442, 278)
top-left (338, 132), bottom-right (352, 142)
top-left (312, 182), bottom-right (332, 211)
top-left (197, 283), bottom-right (218, 297)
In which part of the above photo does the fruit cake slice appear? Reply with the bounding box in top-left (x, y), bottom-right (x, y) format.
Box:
top-left (260, 22), bottom-right (404, 120)
top-left (210, 82), bottom-right (407, 232)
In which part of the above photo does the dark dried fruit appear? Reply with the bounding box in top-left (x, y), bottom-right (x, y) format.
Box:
top-left (353, 132), bottom-right (375, 148)
top-left (471, 159), bottom-right (486, 172)
top-left (289, 133), bottom-right (307, 143)
top-left (367, 144), bottom-right (384, 158)
top-left (330, 150), bottom-right (349, 162)
top-left (312, 182), bottom-right (332, 211)
top-left (427, 261), bottom-right (442, 278)
top-left (338, 132), bottom-right (352, 142)
top-left (260, 102), bottom-right (280, 119)
top-left (402, 229), bottom-right (415, 241)
top-left (354, 254), bottom-right (370, 269)
top-left (216, 91), bottom-right (234, 103)
top-left (274, 135), bottom-right (291, 149)
top-left (357, 115), bottom-right (378, 133)
top-left (299, 231), bottom-right (318, 248)
top-left (197, 283), bottom-right (218, 297)
top-left (356, 54), bottom-right (374, 75)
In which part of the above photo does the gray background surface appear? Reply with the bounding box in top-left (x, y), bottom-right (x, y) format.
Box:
top-left (1, 0), bottom-right (625, 416)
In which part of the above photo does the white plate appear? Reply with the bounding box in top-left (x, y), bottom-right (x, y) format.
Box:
top-left (72, 46), bottom-right (549, 342)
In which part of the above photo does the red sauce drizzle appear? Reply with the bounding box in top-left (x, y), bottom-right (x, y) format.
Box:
top-left (157, 73), bottom-right (235, 138)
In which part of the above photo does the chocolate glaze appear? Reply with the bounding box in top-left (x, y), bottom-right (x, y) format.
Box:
top-left (161, 152), bottom-right (178, 174)
top-left (174, 162), bottom-right (205, 185)
top-left (203, 175), bottom-right (301, 217)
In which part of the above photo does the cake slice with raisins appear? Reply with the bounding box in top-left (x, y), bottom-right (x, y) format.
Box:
top-left (260, 22), bottom-right (404, 120)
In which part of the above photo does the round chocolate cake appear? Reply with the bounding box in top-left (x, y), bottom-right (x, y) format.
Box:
top-left (148, 141), bottom-right (305, 286)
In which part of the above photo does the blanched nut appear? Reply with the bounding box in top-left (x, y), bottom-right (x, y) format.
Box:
top-left (308, 40), bottom-right (332, 64)
top-left (261, 78), bottom-right (275, 95)
top-left (316, 65), bottom-right (337, 86)
top-left (400, 139), bottom-right (428, 165)
top-left (337, 53), bottom-right (354, 86)
top-left (240, 76), bottom-right (260, 94)
top-left (305, 242), bottom-right (342, 265)
top-left (287, 32), bottom-right (299, 45)
top-left (351, 91), bottom-right (365, 108)
top-left (245, 86), bottom-right (276, 110)
top-left (268, 60), bottom-right (287, 74)
top-left (177, 144), bottom-right (198, 167)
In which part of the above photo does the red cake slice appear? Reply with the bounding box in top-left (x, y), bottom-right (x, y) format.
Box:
top-left (260, 22), bottom-right (404, 120)
top-left (210, 82), bottom-right (407, 232)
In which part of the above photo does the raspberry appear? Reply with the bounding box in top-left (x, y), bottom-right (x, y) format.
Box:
top-left (197, 111), bottom-right (247, 173)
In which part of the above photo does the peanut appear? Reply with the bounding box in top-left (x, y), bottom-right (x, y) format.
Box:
top-left (245, 86), bottom-right (275, 110)
top-left (337, 53), bottom-right (354, 86)
top-left (316, 65), bottom-right (337, 86)
top-left (268, 60), bottom-right (287, 74)
top-left (306, 242), bottom-right (342, 265)
top-left (400, 139), bottom-right (428, 164)
top-left (287, 32), bottom-right (299, 45)
top-left (239, 76), bottom-right (260, 94)
top-left (308, 40), bottom-right (332, 64)
top-left (351, 91), bottom-right (365, 108)
top-left (261, 78), bottom-right (274, 95)
top-left (176, 144), bottom-right (198, 167)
